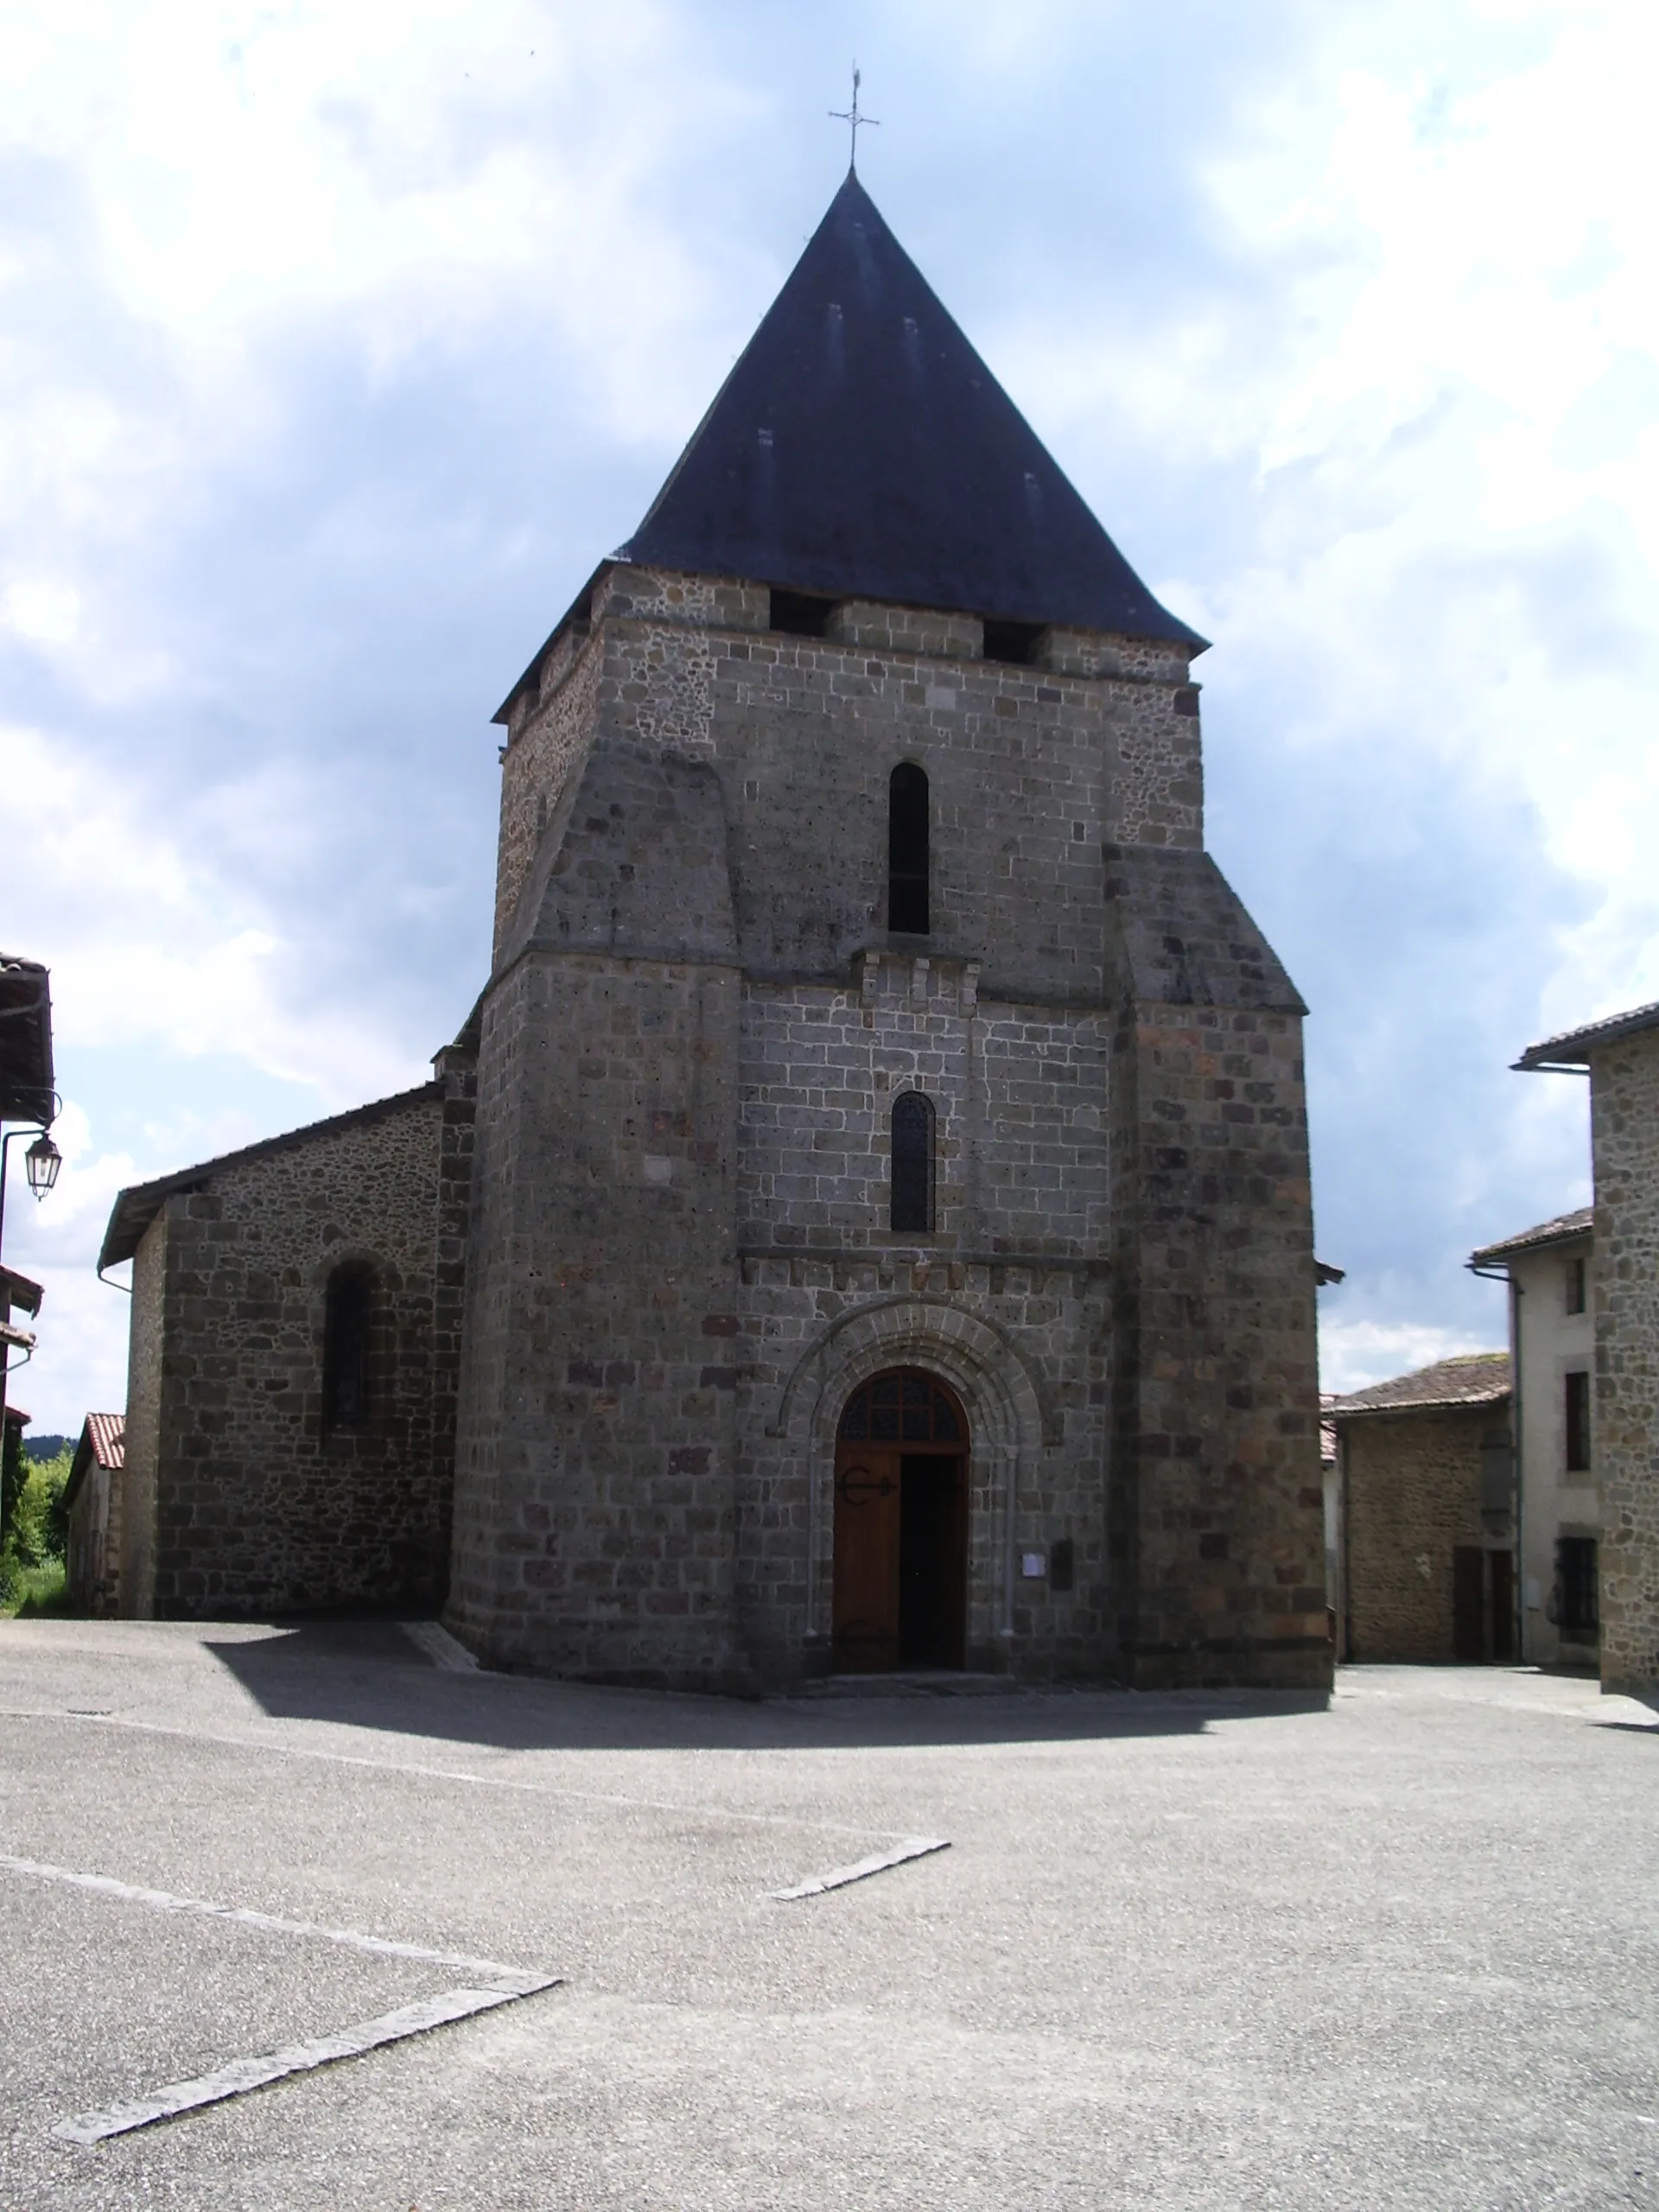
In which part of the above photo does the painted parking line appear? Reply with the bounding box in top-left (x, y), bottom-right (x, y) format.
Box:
top-left (6, 1708), bottom-right (894, 1841)
top-left (0, 1854), bottom-right (538, 1986)
top-left (0, 1855), bottom-right (561, 2145)
top-left (768, 1835), bottom-right (950, 1899)
top-left (53, 1980), bottom-right (558, 2145)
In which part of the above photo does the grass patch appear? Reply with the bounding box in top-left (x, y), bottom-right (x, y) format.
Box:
top-left (3, 1557), bottom-right (67, 1618)
top-left (1, 1444), bottom-right (73, 1616)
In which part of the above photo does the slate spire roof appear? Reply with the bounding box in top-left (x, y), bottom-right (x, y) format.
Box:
top-left (618, 173), bottom-right (1203, 647)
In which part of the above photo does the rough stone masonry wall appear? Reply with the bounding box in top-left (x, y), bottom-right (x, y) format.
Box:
top-left (1109, 1000), bottom-right (1328, 1688)
top-left (447, 952), bottom-right (749, 1688)
top-left (467, 560), bottom-right (1314, 1688)
top-left (1340, 1409), bottom-right (1491, 1662)
top-left (501, 565), bottom-right (1202, 990)
top-left (1591, 1027), bottom-right (1659, 1694)
top-left (732, 954), bottom-right (1111, 1679)
top-left (134, 1088), bottom-right (465, 1617)
top-left (118, 1211), bottom-right (168, 1618)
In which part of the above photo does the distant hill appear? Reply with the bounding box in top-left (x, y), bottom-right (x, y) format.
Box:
top-left (22, 1433), bottom-right (72, 1461)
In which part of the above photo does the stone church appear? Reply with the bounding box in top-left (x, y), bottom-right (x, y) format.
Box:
top-left (99, 172), bottom-right (1330, 1692)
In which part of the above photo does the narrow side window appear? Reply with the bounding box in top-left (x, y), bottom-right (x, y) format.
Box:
top-left (323, 1262), bottom-right (374, 1429)
top-left (890, 1092), bottom-right (935, 1234)
top-left (1564, 1369), bottom-right (1591, 1473)
top-left (888, 762), bottom-right (930, 935)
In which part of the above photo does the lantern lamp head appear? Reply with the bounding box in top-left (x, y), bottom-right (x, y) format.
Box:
top-left (24, 1132), bottom-right (61, 1199)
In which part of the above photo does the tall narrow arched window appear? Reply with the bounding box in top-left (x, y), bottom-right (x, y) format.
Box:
top-left (891, 1091), bottom-right (935, 1234)
top-left (887, 762), bottom-right (930, 935)
top-left (322, 1262), bottom-right (374, 1429)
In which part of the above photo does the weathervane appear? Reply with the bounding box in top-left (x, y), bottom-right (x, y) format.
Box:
top-left (830, 65), bottom-right (879, 172)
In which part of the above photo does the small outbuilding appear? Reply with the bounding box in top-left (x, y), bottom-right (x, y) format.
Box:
top-left (1329, 1353), bottom-right (1515, 1664)
top-left (64, 1413), bottom-right (126, 1616)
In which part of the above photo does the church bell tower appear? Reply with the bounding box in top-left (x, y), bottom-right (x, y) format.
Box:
top-left (445, 173), bottom-right (1329, 1693)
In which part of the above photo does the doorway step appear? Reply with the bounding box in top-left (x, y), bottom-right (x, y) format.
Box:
top-left (797, 1670), bottom-right (1020, 1699)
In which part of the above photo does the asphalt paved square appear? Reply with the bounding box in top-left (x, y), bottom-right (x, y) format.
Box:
top-left (2, 1619), bottom-right (1655, 2209)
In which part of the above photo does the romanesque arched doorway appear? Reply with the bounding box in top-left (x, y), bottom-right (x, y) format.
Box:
top-left (833, 1369), bottom-right (969, 1672)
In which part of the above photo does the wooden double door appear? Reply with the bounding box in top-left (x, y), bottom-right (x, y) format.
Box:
top-left (832, 1370), bottom-right (969, 1673)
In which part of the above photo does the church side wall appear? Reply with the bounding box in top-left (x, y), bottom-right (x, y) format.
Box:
top-left (140, 1093), bottom-right (455, 1617)
top-left (1591, 1028), bottom-right (1659, 1695)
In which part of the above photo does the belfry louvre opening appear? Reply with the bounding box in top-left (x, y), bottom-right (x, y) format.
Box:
top-left (887, 762), bottom-right (930, 934)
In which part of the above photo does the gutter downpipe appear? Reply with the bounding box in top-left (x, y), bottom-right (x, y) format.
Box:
top-left (1470, 1257), bottom-right (1522, 1664)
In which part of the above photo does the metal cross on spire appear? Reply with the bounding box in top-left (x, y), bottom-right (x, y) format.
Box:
top-left (830, 65), bottom-right (879, 173)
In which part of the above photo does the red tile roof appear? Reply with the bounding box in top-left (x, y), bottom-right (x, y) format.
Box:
top-left (82, 1412), bottom-right (124, 1471)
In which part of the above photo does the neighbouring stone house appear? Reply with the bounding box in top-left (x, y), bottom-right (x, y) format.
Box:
top-left (1515, 1002), bottom-right (1659, 1696)
top-left (63, 1412), bottom-right (125, 1616)
top-left (1329, 1354), bottom-right (1515, 1663)
top-left (1468, 1207), bottom-right (1599, 1668)
top-left (99, 170), bottom-right (1329, 1692)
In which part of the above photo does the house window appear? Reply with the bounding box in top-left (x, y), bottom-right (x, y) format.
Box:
top-left (890, 1092), bottom-right (935, 1234)
top-left (323, 1262), bottom-right (374, 1429)
top-left (1564, 1370), bottom-right (1591, 1474)
top-left (1555, 1536), bottom-right (1599, 1636)
top-left (1565, 1255), bottom-right (1586, 1314)
top-left (888, 763), bottom-right (930, 934)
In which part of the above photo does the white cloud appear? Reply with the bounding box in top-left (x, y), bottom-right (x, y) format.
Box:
top-left (2, 0), bottom-right (1653, 1429)
top-left (1319, 1313), bottom-right (1505, 1399)
top-left (0, 720), bottom-right (423, 1104)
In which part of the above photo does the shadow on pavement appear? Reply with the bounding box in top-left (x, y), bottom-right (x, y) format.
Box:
top-left (204, 1619), bottom-right (1330, 1754)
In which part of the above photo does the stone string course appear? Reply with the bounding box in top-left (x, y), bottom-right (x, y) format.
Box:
top-left (1590, 1027), bottom-right (1659, 1694)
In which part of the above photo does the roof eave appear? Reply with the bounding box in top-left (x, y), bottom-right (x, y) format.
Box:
top-left (492, 561), bottom-right (612, 727)
top-left (98, 1081), bottom-right (444, 1272)
top-left (1332, 1389), bottom-right (1512, 1421)
top-left (1516, 998), bottom-right (1659, 1069)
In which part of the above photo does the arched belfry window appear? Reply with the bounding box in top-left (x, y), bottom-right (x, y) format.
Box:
top-left (322, 1261), bottom-right (375, 1429)
top-left (891, 1092), bottom-right (935, 1234)
top-left (888, 762), bottom-right (930, 935)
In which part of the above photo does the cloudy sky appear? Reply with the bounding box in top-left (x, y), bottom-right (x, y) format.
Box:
top-left (3, 0), bottom-right (1655, 1434)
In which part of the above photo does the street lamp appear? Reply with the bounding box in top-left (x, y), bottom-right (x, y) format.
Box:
top-left (24, 1133), bottom-right (60, 1199)
top-left (0, 1117), bottom-right (61, 1262)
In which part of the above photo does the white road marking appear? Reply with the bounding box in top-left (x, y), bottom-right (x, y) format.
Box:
top-left (52, 1980), bottom-right (558, 2145)
top-left (768, 1835), bottom-right (950, 1899)
top-left (0, 1855), bottom-right (538, 1989)
top-left (398, 1619), bottom-right (481, 1672)
top-left (5, 1707), bottom-right (893, 1840)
